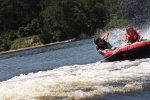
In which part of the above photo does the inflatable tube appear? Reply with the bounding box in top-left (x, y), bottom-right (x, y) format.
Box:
top-left (104, 39), bottom-right (150, 61)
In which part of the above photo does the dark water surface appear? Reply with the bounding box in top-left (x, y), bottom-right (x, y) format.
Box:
top-left (0, 39), bottom-right (100, 81)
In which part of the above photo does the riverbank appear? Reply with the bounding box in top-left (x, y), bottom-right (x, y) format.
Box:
top-left (0, 38), bottom-right (76, 59)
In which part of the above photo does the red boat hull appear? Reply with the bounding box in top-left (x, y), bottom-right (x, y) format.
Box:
top-left (104, 40), bottom-right (150, 61)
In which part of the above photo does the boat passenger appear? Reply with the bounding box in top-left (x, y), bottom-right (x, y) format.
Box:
top-left (124, 25), bottom-right (141, 43)
top-left (94, 32), bottom-right (112, 55)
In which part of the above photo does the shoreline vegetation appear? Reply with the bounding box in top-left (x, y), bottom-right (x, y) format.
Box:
top-left (0, 38), bottom-right (76, 55)
top-left (0, 0), bottom-right (150, 52)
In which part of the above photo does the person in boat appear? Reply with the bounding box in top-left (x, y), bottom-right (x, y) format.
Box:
top-left (124, 25), bottom-right (141, 43)
top-left (94, 32), bottom-right (112, 55)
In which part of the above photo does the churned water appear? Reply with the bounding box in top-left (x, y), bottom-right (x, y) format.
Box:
top-left (0, 27), bottom-right (150, 100)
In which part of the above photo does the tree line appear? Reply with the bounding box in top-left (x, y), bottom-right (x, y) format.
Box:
top-left (0, 0), bottom-right (149, 51)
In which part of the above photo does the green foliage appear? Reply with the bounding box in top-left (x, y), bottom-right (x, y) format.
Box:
top-left (11, 35), bottom-right (42, 49)
top-left (51, 30), bottom-right (67, 42)
top-left (41, 0), bottom-right (109, 39)
top-left (0, 39), bottom-right (11, 51)
top-left (0, 0), bottom-right (150, 51)
top-left (39, 32), bottom-right (52, 44)
top-left (17, 19), bottom-right (42, 37)
top-left (105, 15), bottom-right (130, 29)
top-left (105, 0), bottom-right (150, 24)
top-left (0, 31), bottom-right (18, 51)
top-left (0, 0), bottom-right (41, 33)
top-left (1, 31), bottom-right (18, 41)
top-left (79, 33), bottom-right (90, 39)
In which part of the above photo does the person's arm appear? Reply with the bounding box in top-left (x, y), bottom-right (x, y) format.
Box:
top-left (124, 35), bottom-right (129, 43)
top-left (135, 30), bottom-right (143, 40)
top-left (122, 34), bottom-right (130, 43)
top-left (101, 32), bottom-right (109, 41)
top-left (96, 46), bottom-right (105, 55)
top-left (97, 49), bottom-right (107, 55)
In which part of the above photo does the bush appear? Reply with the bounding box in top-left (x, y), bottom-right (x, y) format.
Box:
top-left (11, 35), bottom-right (42, 49)
top-left (79, 33), bottom-right (90, 39)
top-left (17, 19), bottom-right (42, 37)
top-left (0, 31), bottom-right (18, 51)
top-left (1, 31), bottom-right (18, 41)
top-left (0, 40), bottom-right (11, 51)
top-left (39, 32), bottom-right (53, 44)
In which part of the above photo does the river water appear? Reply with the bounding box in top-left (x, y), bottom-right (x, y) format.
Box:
top-left (0, 28), bottom-right (150, 100)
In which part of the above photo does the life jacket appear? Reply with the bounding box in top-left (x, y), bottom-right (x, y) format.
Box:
top-left (125, 30), bottom-right (140, 43)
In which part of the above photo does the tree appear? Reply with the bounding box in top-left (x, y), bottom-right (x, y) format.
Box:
top-left (0, 0), bottom-right (41, 33)
top-left (41, 0), bottom-right (109, 39)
